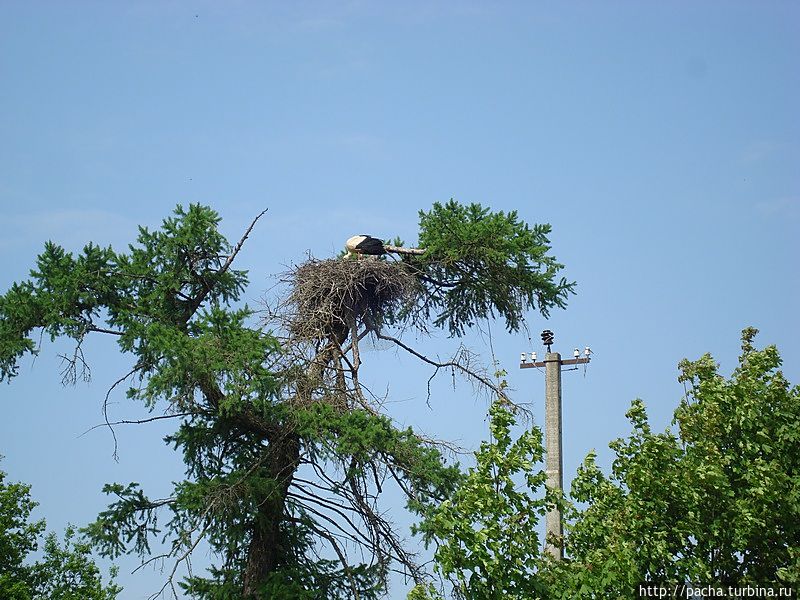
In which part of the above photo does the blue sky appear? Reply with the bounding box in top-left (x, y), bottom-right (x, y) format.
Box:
top-left (1, 2), bottom-right (798, 598)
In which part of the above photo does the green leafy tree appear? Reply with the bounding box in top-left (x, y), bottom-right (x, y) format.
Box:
top-left (0, 462), bottom-right (121, 600)
top-left (410, 384), bottom-right (553, 600)
top-left (0, 202), bottom-right (573, 597)
top-left (546, 328), bottom-right (800, 598)
top-left (414, 330), bottom-right (799, 599)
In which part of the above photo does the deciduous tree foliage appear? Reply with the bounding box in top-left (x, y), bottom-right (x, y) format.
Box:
top-left (410, 384), bottom-right (554, 600)
top-left (414, 330), bottom-right (799, 599)
top-left (550, 329), bottom-right (800, 597)
top-left (0, 462), bottom-right (121, 600)
top-left (0, 203), bottom-right (572, 598)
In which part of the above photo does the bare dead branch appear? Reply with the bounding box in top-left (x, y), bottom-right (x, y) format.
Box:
top-left (374, 331), bottom-right (499, 395)
top-left (79, 412), bottom-right (193, 438)
top-left (383, 244), bottom-right (426, 256)
top-left (58, 336), bottom-right (91, 385)
top-left (186, 208), bottom-right (268, 314)
top-left (86, 325), bottom-right (124, 336)
top-left (101, 364), bottom-right (147, 461)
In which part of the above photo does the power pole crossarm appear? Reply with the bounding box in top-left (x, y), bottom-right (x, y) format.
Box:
top-left (520, 356), bottom-right (589, 369)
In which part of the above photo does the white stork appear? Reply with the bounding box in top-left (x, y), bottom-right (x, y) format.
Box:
top-left (345, 235), bottom-right (386, 257)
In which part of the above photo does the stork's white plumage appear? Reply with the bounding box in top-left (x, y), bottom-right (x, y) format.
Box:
top-left (345, 235), bottom-right (385, 257)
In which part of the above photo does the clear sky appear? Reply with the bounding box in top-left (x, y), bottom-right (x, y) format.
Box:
top-left (1, 2), bottom-right (798, 598)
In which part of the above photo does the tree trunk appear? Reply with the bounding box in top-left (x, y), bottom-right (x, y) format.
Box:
top-left (242, 432), bottom-right (301, 598)
top-left (242, 339), bottom-right (333, 596)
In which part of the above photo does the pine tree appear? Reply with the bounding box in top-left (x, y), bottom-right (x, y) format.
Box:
top-left (0, 202), bottom-right (573, 597)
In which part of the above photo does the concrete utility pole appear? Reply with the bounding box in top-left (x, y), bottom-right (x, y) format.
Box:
top-left (520, 330), bottom-right (590, 560)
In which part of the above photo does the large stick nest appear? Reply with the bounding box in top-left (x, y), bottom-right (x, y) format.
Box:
top-left (286, 258), bottom-right (422, 343)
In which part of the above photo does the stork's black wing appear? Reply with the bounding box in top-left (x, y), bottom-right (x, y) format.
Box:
top-left (355, 236), bottom-right (385, 255)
